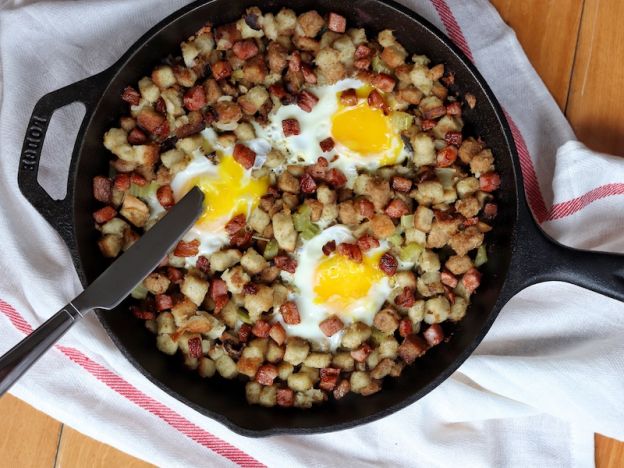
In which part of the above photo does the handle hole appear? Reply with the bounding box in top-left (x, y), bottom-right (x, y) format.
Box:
top-left (37, 102), bottom-right (86, 200)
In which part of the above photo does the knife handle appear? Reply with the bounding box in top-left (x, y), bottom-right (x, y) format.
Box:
top-left (0, 305), bottom-right (82, 396)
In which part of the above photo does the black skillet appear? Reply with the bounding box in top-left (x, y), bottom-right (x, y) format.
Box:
top-left (17, 0), bottom-right (624, 436)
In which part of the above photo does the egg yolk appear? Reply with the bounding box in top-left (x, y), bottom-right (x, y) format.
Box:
top-left (181, 154), bottom-right (269, 231)
top-left (331, 103), bottom-right (394, 154)
top-left (313, 252), bottom-right (385, 313)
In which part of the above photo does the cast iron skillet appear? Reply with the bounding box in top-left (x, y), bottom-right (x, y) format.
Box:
top-left (16, 0), bottom-right (624, 437)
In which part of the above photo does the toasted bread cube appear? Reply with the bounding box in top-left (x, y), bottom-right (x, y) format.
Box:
top-left (120, 194), bottom-right (149, 228)
top-left (420, 250), bottom-right (441, 273)
top-left (283, 337), bottom-right (310, 365)
top-left (156, 334), bottom-right (178, 355)
top-left (171, 298), bottom-right (197, 327)
top-left (156, 312), bottom-right (176, 334)
top-left (241, 248), bottom-right (269, 274)
top-left (101, 218), bottom-right (129, 237)
top-left (424, 296), bottom-right (451, 324)
top-left (414, 206), bottom-right (434, 232)
top-left (248, 207), bottom-right (270, 233)
top-left (373, 309), bottom-right (399, 334)
top-left (246, 381), bottom-right (262, 404)
top-left (411, 133), bottom-right (435, 167)
top-left (456, 177), bottom-right (480, 199)
top-left (341, 322), bottom-right (372, 349)
top-left (198, 357), bottom-right (216, 378)
top-left (275, 8), bottom-right (297, 35)
top-left (294, 389), bottom-right (326, 408)
top-left (350, 371), bottom-right (371, 393)
top-left (237, 17), bottom-right (264, 40)
top-left (181, 274), bottom-right (209, 306)
top-left (244, 284), bottom-right (274, 322)
top-left (237, 356), bottom-right (263, 378)
top-left (410, 65), bottom-right (433, 95)
top-left (370, 358), bottom-right (394, 379)
top-left (398, 334), bottom-right (428, 364)
top-left (296, 10), bottom-right (324, 37)
top-left (152, 65), bottom-right (177, 89)
top-left (137, 77), bottom-right (160, 103)
top-left (272, 211), bottom-right (297, 251)
top-left (332, 352), bottom-right (355, 371)
top-left (378, 335), bottom-right (399, 359)
top-left (278, 361), bottom-right (294, 380)
top-left (408, 300), bottom-right (426, 325)
top-left (143, 273), bottom-right (170, 295)
top-left (210, 249), bottom-right (242, 271)
top-left (222, 266), bottom-right (250, 294)
top-left (266, 341), bottom-right (285, 363)
top-left (416, 181), bottom-right (445, 206)
top-left (258, 385), bottom-right (277, 407)
top-left (133, 144), bottom-right (159, 166)
top-left (366, 349), bottom-right (381, 369)
top-left (316, 184), bottom-right (337, 204)
top-left (98, 234), bottom-right (122, 258)
top-left (288, 372), bottom-right (313, 392)
top-left (215, 354), bottom-right (238, 379)
top-left (303, 352), bottom-right (332, 369)
top-left (319, 202), bottom-right (339, 225)
top-left (449, 296), bottom-right (468, 321)
top-left (299, 365), bottom-right (320, 384)
top-left (262, 12), bottom-right (278, 40)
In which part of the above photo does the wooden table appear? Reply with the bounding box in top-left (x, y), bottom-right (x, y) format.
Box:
top-left (1, 0), bottom-right (623, 465)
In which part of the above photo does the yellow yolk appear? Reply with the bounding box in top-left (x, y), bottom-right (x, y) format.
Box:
top-left (181, 155), bottom-right (269, 231)
top-left (313, 252), bottom-right (385, 313)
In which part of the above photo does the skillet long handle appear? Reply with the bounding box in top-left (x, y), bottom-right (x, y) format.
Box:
top-left (0, 305), bottom-right (83, 396)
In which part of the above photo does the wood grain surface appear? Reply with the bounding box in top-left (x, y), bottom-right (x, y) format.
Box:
top-left (2, 0), bottom-right (623, 466)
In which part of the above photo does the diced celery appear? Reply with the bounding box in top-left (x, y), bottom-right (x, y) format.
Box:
top-left (232, 69), bottom-right (244, 81)
top-left (388, 233), bottom-right (403, 247)
top-left (292, 205), bottom-right (311, 232)
top-left (129, 181), bottom-right (159, 200)
top-left (264, 239), bottom-right (279, 260)
top-left (371, 55), bottom-right (391, 74)
top-left (435, 168), bottom-right (457, 189)
top-left (390, 112), bottom-right (414, 132)
top-left (237, 309), bottom-right (252, 325)
top-left (300, 224), bottom-right (321, 240)
top-left (400, 242), bottom-right (424, 263)
top-left (400, 214), bottom-right (414, 230)
top-left (131, 284), bottom-right (148, 300)
top-left (474, 244), bottom-right (488, 267)
top-left (370, 328), bottom-right (389, 345)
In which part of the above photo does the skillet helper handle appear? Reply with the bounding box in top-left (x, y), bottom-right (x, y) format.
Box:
top-left (17, 72), bottom-right (107, 249)
top-left (0, 305), bottom-right (83, 396)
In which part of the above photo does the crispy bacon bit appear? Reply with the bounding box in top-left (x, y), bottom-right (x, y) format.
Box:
top-left (155, 294), bottom-right (173, 311)
top-left (174, 239), bottom-right (200, 257)
top-left (183, 86), bottom-right (207, 111)
top-left (282, 118), bottom-right (301, 136)
top-left (288, 51), bottom-right (302, 72)
top-left (444, 285), bottom-right (456, 305)
top-left (462, 217), bottom-right (478, 227)
top-left (398, 334), bottom-right (428, 364)
top-left (300, 172), bottom-right (317, 193)
top-left (225, 214), bottom-right (246, 235)
top-left (319, 315), bottom-right (344, 337)
top-left (320, 367), bottom-right (341, 391)
top-left (394, 287), bottom-right (416, 308)
top-left (252, 320), bottom-right (271, 338)
top-left (156, 185), bottom-right (175, 209)
top-left (480, 172), bottom-right (501, 192)
top-left (422, 106), bottom-right (447, 120)
top-left (446, 101), bottom-right (462, 116)
top-left (211, 60), bottom-right (232, 80)
top-left (255, 364), bottom-right (278, 386)
top-left (319, 137), bottom-right (335, 152)
top-left (166, 267), bottom-right (183, 284)
top-left (127, 127), bottom-right (148, 145)
top-left (398, 318), bottom-right (413, 338)
top-left (440, 270), bottom-right (458, 288)
top-left (421, 119), bottom-right (436, 131)
top-left (215, 23), bottom-right (241, 49)
top-left (296, 89), bottom-right (319, 112)
top-left (154, 97), bottom-right (166, 114)
top-left (391, 176), bottom-right (412, 193)
top-left (187, 336), bottom-right (203, 358)
top-left (93, 206), bottom-right (117, 224)
top-left (379, 252), bottom-right (398, 276)
top-left (385, 199), bottom-right (409, 218)
top-left (462, 267), bottom-right (482, 294)
top-left (350, 343), bottom-right (373, 362)
top-left (243, 282), bottom-right (258, 295)
top-left (483, 203), bottom-right (498, 219)
top-left (269, 322), bottom-right (287, 345)
top-left (371, 73), bottom-right (396, 93)
top-left (213, 294), bottom-right (229, 314)
top-left (131, 173), bottom-right (147, 187)
top-left (437, 145), bottom-right (458, 167)
top-left (306, 157), bottom-right (328, 180)
top-left (274, 255), bottom-right (297, 274)
top-left (131, 307), bottom-right (155, 320)
top-left (340, 88), bottom-right (358, 106)
top-left (367, 89), bottom-right (386, 110)
top-left (333, 379), bottom-right (351, 400)
top-left (93, 176), bottom-right (112, 203)
top-left (355, 198), bottom-right (375, 218)
top-left (465, 93), bottom-right (477, 109)
top-left (356, 234), bottom-right (380, 252)
top-left (337, 243), bottom-right (363, 263)
top-left (232, 39), bottom-right (259, 60)
top-left (325, 168), bottom-right (347, 188)
top-left (196, 255), bottom-right (210, 274)
top-left (355, 44), bottom-right (372, 59)
top-left (137, 108), bottom-right (166, 134)
top-left (322, 240), bottom-right (337, 256)
top-left (268, 83), bottom-right (287, 99)
top-left (280, 301), bottom-right (301, 325)
top-left (327, 12), bottom-right (347, 32)
top-left (121, 86), bottom-right (141, 106)
top-left (441, 72), bottom-right (455, 86)
top-left (230, 229), bottom-right (253, 248)
top-left (301, 63), bottom-right (317, 84)
top-left (176, 113), bottom-right (206, 139)
top-left (423, 324), bottom-right (444, 347)
top-left (233, 143), bottom-right (256, 169)
top-left (445, 131), bottom-right (463, 146)
top-left (354, 58), bottom-right (372, 70)
top-left (210, 278), bottom-right (228, 300)
top-left (277, 388), bottom-right (294, 407)
top-left (238, 323), bottom-right (252, 343)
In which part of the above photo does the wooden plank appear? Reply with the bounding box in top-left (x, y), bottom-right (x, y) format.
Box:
top-left (0, 394), bottom-right (62, 467)
top-left (596, 435), bottom-right (624, 468)
top-left (566, 0), bottom-right (624, 154)
top-left (56, 426), bottom-right (154, 468)
top-left (490, 0), bottom-right (584, 110)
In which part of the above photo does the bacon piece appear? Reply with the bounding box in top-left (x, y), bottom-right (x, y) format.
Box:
top-left (288, 51), bottom-right (302, 72)
top-left (423, 324), bottom-right (444, 347)
top-left (233, 143), bottom-right (256, 169)
top-left (230, 229), bottom-right (253, 248)
top-left (122, 86), bottom-right (141, 106)
top-left (225, 213), bottom-right (246, 235)
top-left (322, 240), bottom-right (337, 256)
top-left (137, 108), bottom-right (166, 135)
top-left (213, 294), bottom-right (229, 314)
top-left (398, 334), bottom-right (428, 364)
top-left (379, 252), bottom-right (398, 276)
top-left (211, 60), bottom-right (232, 80)
top-left (251, 319), bottom-right (271, 338)
top-left (445, 131), bottom-right (463, 146)
top-left (319, 137), bottom-right (335, 152)
top-left (327, 12), bottom-right (347, 32)
top-left (174, 239), bottom-right (200, 257)
top-left (320, 367), bottom-right (341, 391)
top-left (155, 294), bottom-right (173, 312)
top-left (243, 283), bottom-right (258, 295)
top-left (277, 388), bottom-right (294, 407)
top-left (196, 255), bottom-right (210, 274)
top-left (391, 176), bottom-right (412, 193)
top-left (268, 83), bottom-right (287, 99)
top-left (156, 185), bottom-right (175, 209)
top-left (301, 63), bottom-right (317, 84)
top-left (371, 73), bottom-right (396, 93)
top-left (462, 267), bottom-right (482, 294)
top-left (367, 89), bottom-right (386, 110)
top-left (296, 90), bottom-right (319, 112)
top-left (422, 106), bottom-right (446, 120)
top-left (337, 243), bottom-right (363, 263)
top-left (479, 172), bottom-right (501, 192)
top-left (340, 88), bottom-right (358, 106)
top-left (187, 336), bottom-right (203, 358)
top-left (282, 118), bottom-right (301, 136)
top-left (269, 322), bottom-right (286, 345)
top-left (462, 217), bottom-right (479, 227)
top-left (232, 39), bottom-right (259, 60)
top-left (127, 127), bottom-right (148, 145)
top-left (398, 318), bottom-right (413, 338)
top-left (93, 206), bottom-right (117, 224)
top-left (238, 323), bottom-right (252, 343)
top-left (394, 287), bottom-right (416, 308)
top-left (93, 176), bottom-right (112, 203)
top-left (421, 119), bottom-right (436, 131)
top-left (131, 173), bottom-right (147, 187)
top-left (385, 199), bottom-right (409, 218)
top-left (319, 315), bottom-right (344, 337)
top-left (274, 255), bottom-right (297, 274)
top-left (210, 278), bottom-right (228, 300)
top-left (300, 172), bottom-right (317, 193)
top-left (356, 234), bottom-right (380, 252)
top-left (437, 145), bottom-right (458, 168)
top-left (280, 301), bottom-right (301, 325)
top-left (354, 58), bottom-right (371, 70)
top-left (255, 364), bottom-right (278, 386)
top-left (131, 307), bottom-right (155, 320)
top-left (333, 379), bottom-right (351, 400)
top-left (166, 267), bottom-right (183, 284)
top-left (355, 198), bottom-right (375, 218)
top-left (355, 44), bottom-right (372, 59)
top-left (350, 343), bottom-right (372, 362)
top-left (306, 156), bottom-right (329, 180)
top-left (440, 270), bottom-right (458, 288)
top-left (483, 203), bottom-right (498, 219)
top-left (183, 86), bottom-right (207, 111)
top-left (215, 23), bottom-right (241, 50)
top-left (446, 101), bottom-right (462, 116)
top-left (176, 112), bottom-right (206, 139)
top-left (154, 97), bottom-right (166, 114)
top-left (113, 173), bottom-right (131, 191)
top-left (325, 168), bottom-right (347, 188)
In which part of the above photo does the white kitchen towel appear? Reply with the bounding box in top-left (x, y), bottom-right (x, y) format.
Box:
top-left (0, 0), bottom-right (623, 466)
